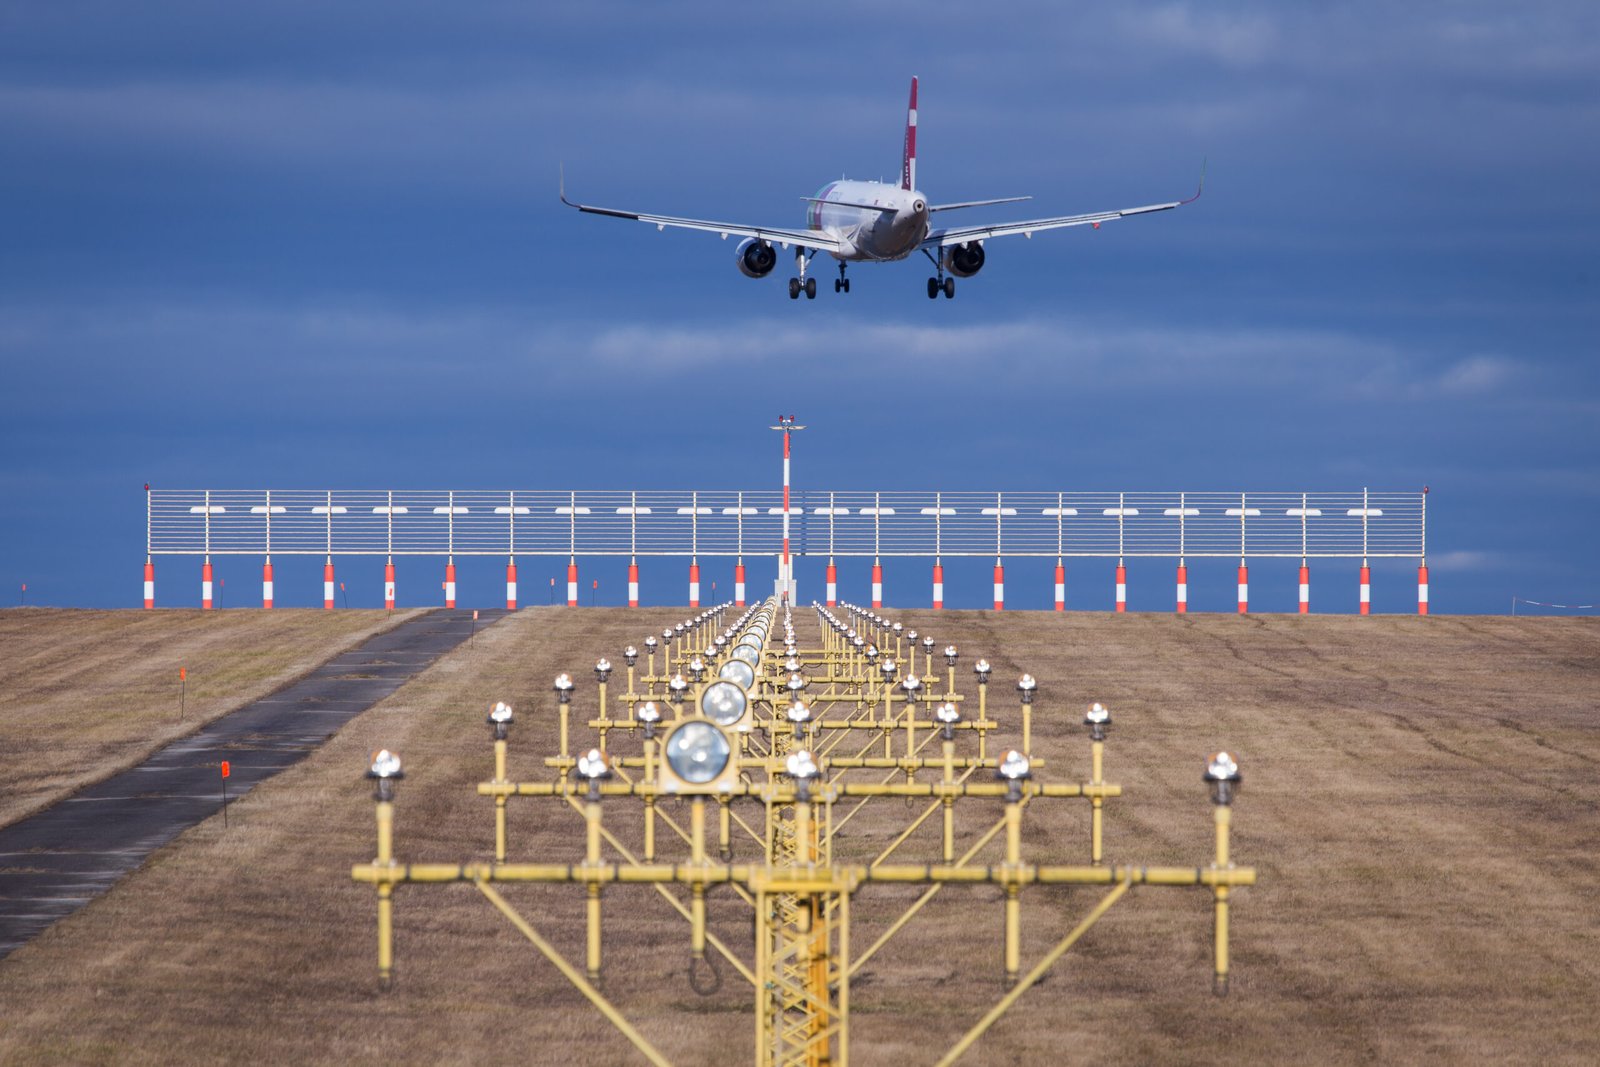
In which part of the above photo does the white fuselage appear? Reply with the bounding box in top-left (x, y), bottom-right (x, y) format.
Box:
top-left (807, 180), bottom-right (930, 262)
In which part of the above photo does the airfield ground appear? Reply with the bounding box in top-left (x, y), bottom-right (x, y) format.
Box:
top-left (0, 607), bottom-right (1596, 1064)
top-left (0, 608), bottom-right (421, 829)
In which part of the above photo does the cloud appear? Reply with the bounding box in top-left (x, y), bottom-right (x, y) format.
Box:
top-left (1429, 549), bottom-right (1503, 572)
top-left (1437, 354), bottom-right (1518, 393)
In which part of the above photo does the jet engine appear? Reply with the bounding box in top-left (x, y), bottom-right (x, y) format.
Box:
top-left (943, 241), bottom-right (986, 278)
top-left (736, 238), bottom-right (777, 279)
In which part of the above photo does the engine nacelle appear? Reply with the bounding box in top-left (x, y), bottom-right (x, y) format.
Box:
top-left (736, 238), bottom-right (777, 279)
top-left (943, 241), bottom-right (986, 278)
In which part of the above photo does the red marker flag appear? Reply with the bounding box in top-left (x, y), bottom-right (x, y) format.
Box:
top-left (220, 760), bottom-right (231, 778)
top-left (179, 666), bottom-right (187, 681)
top-left (473, 609), bottom-right (479, 620)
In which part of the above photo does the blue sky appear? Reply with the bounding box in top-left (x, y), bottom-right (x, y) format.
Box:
top-left (2, 2), bottom-right (1596, 613)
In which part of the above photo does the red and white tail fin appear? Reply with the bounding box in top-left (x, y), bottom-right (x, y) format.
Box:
top-left (901, 76), bottom-right (918, 191)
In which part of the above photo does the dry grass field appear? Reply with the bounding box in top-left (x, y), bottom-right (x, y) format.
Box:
top-left (0, 606), bottom-right (1596, 1065)
top-left (0, 608), bottom-right (421, 828)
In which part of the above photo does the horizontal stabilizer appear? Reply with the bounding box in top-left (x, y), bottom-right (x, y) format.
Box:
top-left (928, 196), bottom-right (1032, 212)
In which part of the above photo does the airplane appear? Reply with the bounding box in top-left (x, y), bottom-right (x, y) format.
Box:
top-left (560, 77), bottom-right (1202, 300)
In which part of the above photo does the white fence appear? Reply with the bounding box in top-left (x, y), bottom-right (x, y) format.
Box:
top-left (147, 488), bottom-right (1425, 561)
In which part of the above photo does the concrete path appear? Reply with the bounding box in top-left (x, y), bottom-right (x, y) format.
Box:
top-left (0, 608), bottom-right (501, 958)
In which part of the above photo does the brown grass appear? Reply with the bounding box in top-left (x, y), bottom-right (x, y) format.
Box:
top-left (0, 607), bottom-right (1597, 1065)
top-left (0, 608), bottom-right (423, 828)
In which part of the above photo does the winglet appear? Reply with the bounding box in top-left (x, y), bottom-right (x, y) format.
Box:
top-left (1180, 157), bottom-right (1207, 205)
top-left (559, 162), bottom-right (578, 208)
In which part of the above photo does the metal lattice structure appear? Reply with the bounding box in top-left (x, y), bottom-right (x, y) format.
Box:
top-left (147, 488), bottom-right (1425, 560)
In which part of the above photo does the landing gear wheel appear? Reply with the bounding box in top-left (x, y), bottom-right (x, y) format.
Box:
top-left (842, 278), bottom-right (850, 293)
top-left (927, 277), bottom-right (939, 299)
top-left (804, 277), bottom-right (816, 299)
top-left (943, 277), bottom-right (956, 299)
top-left (835, 279), bottom-right (842, 293)
top-left (789, 278), bottom-right (801, 300)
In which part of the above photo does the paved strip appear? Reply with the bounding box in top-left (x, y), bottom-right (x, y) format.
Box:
top-left (0, 608), bottom-right (501, 958)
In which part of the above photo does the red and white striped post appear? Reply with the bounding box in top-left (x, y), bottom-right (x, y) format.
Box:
top-left (1115, 561), bottom-right (1127, 613)
top-left (262, 557), bottom-right (274, 609)
top-left (771, 416), bottom-right (805, 604)
top-left (688, 559), bottom-right (700, 608)
top-left (932, 559), bottom-right (944, 610)
top-left (993, 558), bottom-right (1005, 611)
top-left (384, 558), bottom-right (396, 611)
top-left (1053, 560), bottom-right (1066, 611)
top-left (444, 558), bottom-right (456, 609)
top-left (324, 557), bottom-right (336, 609)
top-left (566, 558), bottom-right (579, 607)
top-left (1359, 561), bottom-right (1371, 615)
top-left (1237, 561), bottom-right (1249, 614)
top-left (734, 560), bottom-right (746, 607)
top-left (1298, 562), bottom-right (1310, 614)
top-left (143, 557), bottom-right (155, 610)
top-left (825, 560), bottom-right (837, 607)
top-left (628, 558), bottom-right (640, 608)
top-left (1418, 487), bottom-right (1430, 615)
top-left (1176, 561), bottom-right (1188, 614)
top-left (505, 558), bottom-right (518, 610)
top-left (871, 560), bottom-right (883, 610)
top-left (202, 558), bottom-right (215, 610)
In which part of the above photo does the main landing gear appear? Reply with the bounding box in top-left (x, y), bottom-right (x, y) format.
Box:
top-left (835, 262), bottom-right (851, 294)
top-left (788, 248), bottom-right (817, 300)
top-left (922, 248), bottom-right (955, 299)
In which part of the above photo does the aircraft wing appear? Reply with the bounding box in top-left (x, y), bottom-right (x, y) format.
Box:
top-left (921, 172), bottom-right (1203, 250)
top-left (562, 182), bottom-right (846, 254)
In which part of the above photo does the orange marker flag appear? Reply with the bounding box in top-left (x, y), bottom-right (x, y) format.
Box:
top-left (220, 760), bottom-right (231, 778)
top-left (179, 666), bottom-right (187, 681)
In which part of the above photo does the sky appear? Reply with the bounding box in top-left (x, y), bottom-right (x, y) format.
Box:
top-left (1, 2), bottom-right (1596, 614)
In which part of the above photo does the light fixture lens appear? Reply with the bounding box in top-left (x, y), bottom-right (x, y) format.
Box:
top-left (665, 721), bottom-right (731, 784)
top-left (718, 659), bottom-right (756, 690)
top-left (1205, 751), bottom-right (1240, 782)
top-left (1086, 702), bottom-right (1110, 726)
top-left (996, 749), bottom-right (1032, 781)
top-left (553, 673), bottom-right (574, 692)
top-left (1017, 674), bottom-right (1037, 692)
top-left (576, 748), bottom-right (612, 780)
top-left (700, 680), bottom-right (748, 726)
top-left (935, 702), bottom-right (960, 725)
top-left (974, 659), bottom-right (991, 675)
top-left (786, 750), bottom-right (820, 782)
top-left (637, 701), bottom-right (661, 724)
top-left (488, 701), bottom-right (514, 724)
top-left (369, 749), bottom-right (403, 779)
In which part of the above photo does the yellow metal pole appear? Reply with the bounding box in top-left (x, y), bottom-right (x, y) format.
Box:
top-left (1021, 701), bottom-right (1031, 756)
top-left (586, 796), bottom-right (603, 980)
top-left (691, 798), bottom-right (707, 959)
top-left (375, 796), bottom-right (395, 989)
top-left (942, 738), bottom-right (956, 862)
top-left (1214, 803), bottom-right (1231, 995)
top-left (977, 685), bottom-right (988, 761)
top-left (1090, 739), bottom-right (1104, 866)
top-left (719, 796), bottom-right (732, 861)
top-left (1004, 801), bottom-right (1021, 985)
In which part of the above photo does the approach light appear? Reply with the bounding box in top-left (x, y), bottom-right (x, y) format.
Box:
top-left (699, 679), bottom-right (749, 728)
top-left (367, 748), bottom-right (403, 801)
top-left (576, 748), bottom-right (613, 801)
top-left (996, 749), bottom-right (1032, 802)
top-left (944, 645), bottom-right (959, 666)
top-left (786, 749), bottom-right (820, 801)
top-left (935, 701), bottom-right (961, 740)
top-left (718, 658), bottom-right (756, 691)
top-left (594, 658), bottom-right (612, 683)
top-left (1204, 752), bottom-right (1242, 806)
top-left (1016, 674), bottom-right (1037, 704)
top-left (487, 700), bottom-right (514, 740)
top-left (1085, 702), bottom-right (1111, 742)
top-left (787, 672), bottom-right (808, 693)
top-left (974, 659), bottom-right (991, 684)
top-left (553, 674), bottom-right (575, 703)
top-left (623, 646), bottom-right (638, 667)
top-left (637, 700), bottom-right (663, 737)
top-left (662, 720), bottom-right (734, 792)
top-left (688, 656), bottom-right (706, 683)
top-left (644, 635), bottom-right (658, 653)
